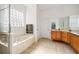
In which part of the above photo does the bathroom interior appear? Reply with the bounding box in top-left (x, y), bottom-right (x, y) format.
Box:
top-left (0, 4), bottom-right (79, 54)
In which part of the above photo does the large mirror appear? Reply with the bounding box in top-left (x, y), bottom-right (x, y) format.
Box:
top-left (63, 17), bottom-right (69, 29)
top-left (59, 15), bottom-right (79, 31)
top-left (69, 15), bottom-right (79, 30)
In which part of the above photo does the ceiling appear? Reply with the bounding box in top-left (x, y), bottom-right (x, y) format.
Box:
top-left (38, 4), bottom-right (79, 11)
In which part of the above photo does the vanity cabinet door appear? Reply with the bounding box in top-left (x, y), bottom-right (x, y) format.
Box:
top-left (51, 31), bottom-right (57, 40)
top-left (51, 31), bottom-right (61, 41)
top-left (67, 32), bottom-right (71, 44)
top-left (70, 34), bottom-right (78, 53)
top-left (70, 34), bottom-right (76, 48)
top-left (56, 31), bottom-right (62, 40)
top-left (61, 31), bottom-right (68, 43)
top-left (76, 36), bottom-right (79, 53)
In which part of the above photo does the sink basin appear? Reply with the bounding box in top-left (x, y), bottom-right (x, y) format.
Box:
top-left (71, 31), bottom-right (79, 35)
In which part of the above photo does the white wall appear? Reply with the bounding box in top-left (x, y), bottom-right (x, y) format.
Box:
top-left (37, 4), bottom-right (79, 39)
top-left (37, 5), bottom-right (42, 39)
top-left (38, 15), bottom-right (60, 39)
top-left (38, 4), bottom-right (79, 17)
top-left (26, 4), bottom-right (38, 41)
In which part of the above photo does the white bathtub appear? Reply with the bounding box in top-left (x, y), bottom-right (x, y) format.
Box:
top-left (11, 34), bottom-right (35, 54)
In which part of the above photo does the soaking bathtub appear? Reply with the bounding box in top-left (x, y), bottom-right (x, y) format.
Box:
top-left (11, 34), bottom-right (35, 54)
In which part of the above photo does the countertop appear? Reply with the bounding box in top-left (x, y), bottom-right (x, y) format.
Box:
top-left (51, 29), bottom-right (79, 36)
top-left (70, 31), bottom-right (79, 36)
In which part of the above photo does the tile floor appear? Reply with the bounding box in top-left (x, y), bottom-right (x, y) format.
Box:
top-left (22, 38), bottom-right (75, 54)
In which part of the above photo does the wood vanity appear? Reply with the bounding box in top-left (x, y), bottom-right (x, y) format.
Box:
top-left (51, 30), bottom-right (79, 53)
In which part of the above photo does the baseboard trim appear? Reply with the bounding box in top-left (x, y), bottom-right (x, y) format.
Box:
top-left (39, 37), bottom-right (50, 40)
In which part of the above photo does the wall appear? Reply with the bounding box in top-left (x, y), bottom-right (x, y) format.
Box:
top-left (26, 4), bottom-right (38, 41)
top-left (37, 5), bottom-right (42, 39)
top-left (38, 4), bottom-right (79, 39)
top-left (37, 15), bottom-right (60, 39)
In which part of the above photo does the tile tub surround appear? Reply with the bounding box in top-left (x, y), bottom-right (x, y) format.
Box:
top-left (22, 38), bottom-right (75, 54)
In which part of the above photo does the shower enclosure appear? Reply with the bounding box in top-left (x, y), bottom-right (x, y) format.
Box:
top-left (0, 4), bottom-right (26, 54)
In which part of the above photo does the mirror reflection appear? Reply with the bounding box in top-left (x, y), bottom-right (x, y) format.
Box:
top-left (59, 15), bottom-right (79, 30)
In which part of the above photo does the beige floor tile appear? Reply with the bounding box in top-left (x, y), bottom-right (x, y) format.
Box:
top-left (22, 38), bottom-right (75, 54)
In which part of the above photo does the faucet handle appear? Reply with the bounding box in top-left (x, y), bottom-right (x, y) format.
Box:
top-left (69, 29), bottom-right (71, 32)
